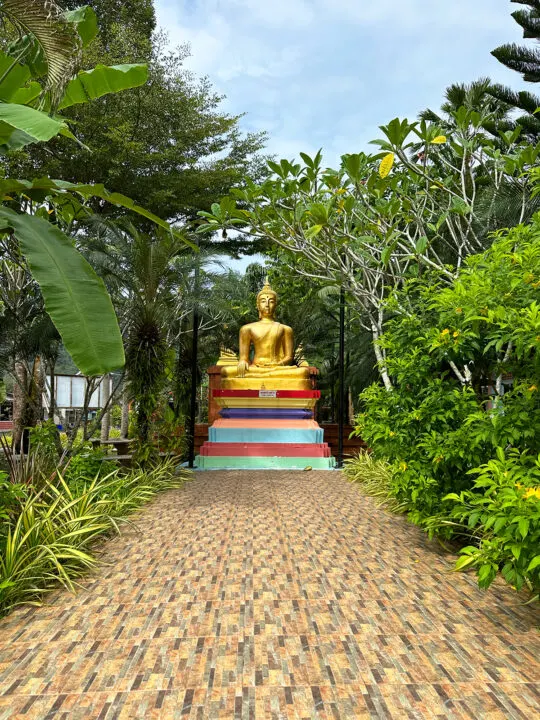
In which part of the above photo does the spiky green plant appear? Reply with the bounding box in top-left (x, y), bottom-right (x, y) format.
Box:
top-left (0, 456), bottom-right (188, 615)
top-left (343, 451), bottom-right (406, 514)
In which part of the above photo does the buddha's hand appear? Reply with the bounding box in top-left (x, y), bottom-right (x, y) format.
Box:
top-left (237, 360), bottom-right (249, 378)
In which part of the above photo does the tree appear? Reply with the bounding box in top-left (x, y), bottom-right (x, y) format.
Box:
top-left (419, 78), bottom-right (512, 140)
top-left (489, 0), bottom-right (540, 139)
top-left (199, 116), bottom-right (537, 391)
top-left (420, 79), bottom-right (540, 229)
top-left (60, 0), bottom-right (156, 47)
top-left (6, 6), bottom-right (268, 226)
top-left (0, 2), bottom-right (170, 378)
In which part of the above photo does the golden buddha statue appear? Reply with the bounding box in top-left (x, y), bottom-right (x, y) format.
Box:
top-left (221, 279), bottom-right (312, 390)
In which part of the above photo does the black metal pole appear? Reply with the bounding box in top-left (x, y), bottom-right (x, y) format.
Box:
top-left (187, 257), bottom-right (200, 469)
top-left (337, 285), bottom-right (345, 468)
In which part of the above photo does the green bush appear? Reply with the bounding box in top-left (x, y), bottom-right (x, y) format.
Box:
top-left (354, 220), bottom-right (540, 594)
top-left (63, 447), bottom-right (117, 486)
top-left (0, 458), bottom-right (189, 615)
top-left (425, 449), bottom-right (540, 596)
top-left (0, 471), bottom-right (26, 523)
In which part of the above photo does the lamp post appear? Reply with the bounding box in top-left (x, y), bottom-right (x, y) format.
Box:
top-left (187, 248), bottom-right (200, 469)
top-left (337, 284), bottom-right (345, 468)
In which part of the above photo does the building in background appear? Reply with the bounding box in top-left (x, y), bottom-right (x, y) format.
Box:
top-left (43, 374), bottom-right (106, 428)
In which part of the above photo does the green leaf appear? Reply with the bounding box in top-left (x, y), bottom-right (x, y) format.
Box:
top-left (10, 81), bottom-right (41, 105)
top-left (342, 153), bottom-right (362, 181)
top-left (415, 236), bottom-right (428, 254)
top-left (2, 0), bottom-right (82, 108)
top-left (0, 49), bottom-right (31, 102)
top-left (527, 555), bottom-right (540, 572)
top-left (381, 247), bottom-right (392, 267)
top-left (304, 224), bottom-right (323, 240)
top-left (493, 516), bottom-right (506, 533)
top-left (518, 518), bottom-right (529, 539)
top-left (58, 64), bottom-right (148, 110)
top-left (0, 104), bottom-right (65, 150)
top-left (0, 178), bottom-right (195, 249)
top-left (450, 197), bottom-right (472, 216)
top-left (63, 7), bottom-right (98, 47)
top-left (455, 554), bottom-right (477, 570)
top-left (0, 207), bottom-right (124, 376)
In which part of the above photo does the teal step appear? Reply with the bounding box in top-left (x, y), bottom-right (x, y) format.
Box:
top-left (208, 428), bottom-right (324, 443)
top-left (194, 455), bottom-right (336, 470)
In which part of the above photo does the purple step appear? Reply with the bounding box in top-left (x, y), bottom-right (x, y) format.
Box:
top-left (218, 408), bottom-right (313, 420)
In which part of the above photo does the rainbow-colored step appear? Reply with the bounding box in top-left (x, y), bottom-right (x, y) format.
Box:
top-left (196, 390), bottom-right (335, 470)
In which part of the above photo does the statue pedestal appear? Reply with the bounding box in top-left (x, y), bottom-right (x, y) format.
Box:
top-left (196, 368), bottom-right (335, 470)
top-left (206, 365), bottom-right (224, 425)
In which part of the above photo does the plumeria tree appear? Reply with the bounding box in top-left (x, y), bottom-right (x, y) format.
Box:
top-left (199, 111), bottom-right (538, 390)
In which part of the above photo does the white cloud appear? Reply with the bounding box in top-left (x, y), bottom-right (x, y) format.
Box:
top-left (156, 0), bottom-right (529, 165)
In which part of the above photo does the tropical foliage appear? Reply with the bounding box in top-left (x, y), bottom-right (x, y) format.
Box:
top-left (0, 2), bottom-right (172, 377)
top-left (198, 112), bottom-right (537, 389)
top-left (489, 0), bottom-right (540, 140)
top-left (348, 221), bottom-right (540, 596)
top-left (0, 455), bottom-right (188, 615)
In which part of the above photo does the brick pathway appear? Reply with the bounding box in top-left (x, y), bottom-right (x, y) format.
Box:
top-left (0, 470), bottom-right (539, 719)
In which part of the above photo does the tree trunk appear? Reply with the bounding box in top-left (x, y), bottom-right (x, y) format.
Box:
top-left (81, 378), bottom-right (98, 442)
top-left (48, 365), bottom-right (55, 421)
top-left (31, 356), bottom-right (44, 424)
top-left (371, 323), bottom-right (393, 391)
top-left (348, 386), bottom-right (354, 425)
top-left (12, 360), bottom-right (27, 453)
top-left (100, 374), bottom-right (111, 443)
top-left (120, 389), bottom-right (129, 439)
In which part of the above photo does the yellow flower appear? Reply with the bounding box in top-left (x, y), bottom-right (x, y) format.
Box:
top-left (529, 385), bottom-right (537, 392)
top-left (399, 461), bottom-right (408, 471)
top-left (455, 307), bottom-right (462, 314)
top-left (441, 328), bottom-right (450, 336)
top-left (379, 153), bottom-right (395, 179)
top-left (524, 487), bottom-right (540, 500)
top-left (516, 482), bottom-right (523, 489)
top-left (453, 331), bottom-right (459, 338)
top-left (389, 431), bottom-right (396, 437)
top-left (431, 135), bottom-right (447, 144)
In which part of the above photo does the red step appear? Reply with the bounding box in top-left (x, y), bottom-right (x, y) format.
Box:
top-left (212, 389), bottom-right (320, 399)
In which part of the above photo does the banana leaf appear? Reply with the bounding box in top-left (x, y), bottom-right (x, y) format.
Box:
top-left (0, 178), bottom-right (195, 249)
top-left (58, 64), bottom-right (148, 110)
top-left (0, 104), bottom-right (65, 150)
top-left (0, 207), bottom-right (125, 376)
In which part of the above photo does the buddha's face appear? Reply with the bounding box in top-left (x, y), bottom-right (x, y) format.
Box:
top-left (257, 292), bottom-right (277, 319)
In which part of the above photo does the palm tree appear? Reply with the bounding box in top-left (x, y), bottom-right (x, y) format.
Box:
top-left (419, 78), bottom-right (512, 135)
top-left (419, 78), bottom-right (540, 231)
top-left (488, 0), bottom-right (540, 141)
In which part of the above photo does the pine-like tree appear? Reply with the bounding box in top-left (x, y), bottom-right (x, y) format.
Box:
top-left (489, 0), bottom-right (540, 139)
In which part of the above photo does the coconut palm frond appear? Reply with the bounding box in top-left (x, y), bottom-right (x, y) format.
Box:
top-left (0, 0), bottom-right (82, 108)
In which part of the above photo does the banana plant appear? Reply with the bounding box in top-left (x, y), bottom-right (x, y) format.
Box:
top-left (0, 2), bottom-right (189, 376)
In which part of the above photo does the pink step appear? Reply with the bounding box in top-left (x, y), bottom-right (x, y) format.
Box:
top-left (199, 442), bottom-right (331, 457)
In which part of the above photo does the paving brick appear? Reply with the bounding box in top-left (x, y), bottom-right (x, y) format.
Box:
top-left (0, 470), bottom-right (538, 719)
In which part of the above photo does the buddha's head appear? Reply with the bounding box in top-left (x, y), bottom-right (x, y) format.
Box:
top-left (257, 278), bottom-right (277, 320)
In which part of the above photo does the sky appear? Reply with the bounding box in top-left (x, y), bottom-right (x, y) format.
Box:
top-left (154, 0), bottom-right (526, 167)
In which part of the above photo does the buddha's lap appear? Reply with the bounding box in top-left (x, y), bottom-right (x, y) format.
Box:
top-left (221, 364), bottom-right (309, 378)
